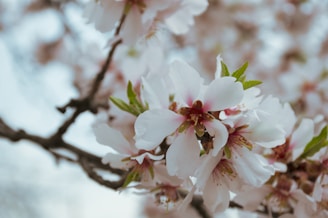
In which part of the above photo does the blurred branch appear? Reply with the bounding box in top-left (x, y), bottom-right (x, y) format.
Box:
top-left (190, 195), bottom-right (212, 218)
top-left (0, 118), bottom-right (125, 190)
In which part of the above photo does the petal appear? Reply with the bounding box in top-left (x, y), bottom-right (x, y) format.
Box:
top-left (214, 54), bottom-right (222, 79)
top-left (166, 132), bottom-right (201, 178)
top-left (170, 60), bottom-right (203, 106)
top-left (121, 9), bottom-right (144, 45)
top-left (140, 75), bottom-right (170, 109)
top-left (195, 152), bottom-right (222, 190)
top-left (102, 153), bottom-right (133, 170)
top-left (131, 152), bottom-right (164, 165)
top-left (205, 120), bottom-right (228, 156)
top-left (203, 77), bottom-right (244, 111)
top-left (135, 109), bottom-right (183, 150)
top-left (243, 114), bottom-right (286, 148)
top-left (231, 146), bottom-right (275, 187)
top-left (164, 10), bottom-right (193, 34)
top-left (183, 0), bottom-right (209, 15)
top-left (93, 123), bottom-right (135, 154)
top-left (203, 177), bottom-right (230, 213)
top-left (290, 118), bottom-right (314, 161)
top-left (233, 186), bottom-right (272, 211)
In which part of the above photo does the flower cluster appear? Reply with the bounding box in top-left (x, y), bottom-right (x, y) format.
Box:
top-left (94, 54), bottom-right (316, 214)
top-left (85, 0), bottom-right (328, 217)
top-left (84, 0), bottom-right (208, 44)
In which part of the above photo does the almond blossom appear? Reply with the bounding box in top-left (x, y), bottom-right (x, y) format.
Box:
top-left (84, 0), bottom-right (208, 44)
top-left (93, 122), bottom-right (163, 186)
top-left (134, 58), bottom-right (244, 178)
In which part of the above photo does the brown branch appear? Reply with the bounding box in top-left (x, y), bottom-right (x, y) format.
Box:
top-left (80, 157), bottom-right (126, 190)
top-left (190, 195), bottom-right (212, 218)
top-left (0, 118), bottom-right (126, 185)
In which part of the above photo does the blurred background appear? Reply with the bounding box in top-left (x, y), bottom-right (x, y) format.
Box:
top-left (1, 0), bottom-right (328, 217)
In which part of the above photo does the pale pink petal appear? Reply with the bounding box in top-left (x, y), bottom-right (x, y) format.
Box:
top-left (166, 131), bottom-right (201, 178)
top-left (153, 164), bottom-right (183, 186)
top-left (140, 76), bottom-right (170, 109)
top-left (290, 118), bottom-right (314, 161)
top-left (231, 146), bottom-right (275, 187)
top-left (183, 0), bottom-right (209, 15)
top-left (203, 177), bottom-right (230, 213)
top-left (131, 152), bottom-right (164, 165)
top-left (93, 123), bottom-right (136, 154)
top-left (205, 120), bottom-right (228, 156)
top-left (214, 54), bottom-right (222, 79)
top-left (195, 152), bottom-right (222, 190)
top-left (244, 115), bottom-right (286, 148)
top-left (203, 77), bottom-right (243, 112)
top-left (233, 186), bottom-right (272, 211)
top-left (177, 185), bottom-right (196, 212)
top-left (121, 9), bottom-right (144, 45)
top-left (170, 60), bottom-right (203, 106)
top-left (135, 109), bottom-right (183, 150)
top-left (164, 10), bottom-right (194, 35)
top-left (102, 153), bottom-right (133, 170)
top-left (87, 1), bottom-right (121, 33)
top-left (141, 0), bottom-right (171, 23)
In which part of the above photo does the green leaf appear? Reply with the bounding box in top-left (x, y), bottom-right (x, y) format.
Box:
top-left (110, 81), bottom-right (148, 116)
top-left (243, 80), bottom-right (262, 89)
top-left (122, 171), bottom-right (139, 188)
top-left (220, 61), bottom-right (230, 77)
top-left (110, 96), bottom-right (139, 116)
top-left (300, 126), bottom-right (328, 159)
top-left (232, 62), bottom-right (248, 80)
top-left (127, 81), bottom-right (147, 114)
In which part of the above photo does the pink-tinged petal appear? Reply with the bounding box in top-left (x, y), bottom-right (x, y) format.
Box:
top-left (164, 10), bottom-right (194, 35)
top-left (87, 1), bottom-right (121, 33)
top-left (214, 55), bottom-right (222, 79)
top-left (203, 77), bottom-right (243, 111)
top-left (141, 0), bottom-right (171, 23)
top-left (93, 123), bottom-right (136, 154)
top-left (290, 118), bottom-right (314, 161)
top-left (183, 0), bottom-right (209, 16)
top-left (166, 131), bottom-right (201, 178)
top-left (195, 152), bottom-right (222, 190)
top-left (257, 96), bottom-right (296, 136)
top-left (121, 9), bottom-right (144, 45)
top-left (102, 153), bottom-right (133, 170)
top-left (177, 185), bottom-right (196, 212)
top-left (203, 177), bottom-right (230, 213)
top-left (131, 152), bottom-right (164, 165)
top-left (243, 115), bottom-right (286, 148)
top-left (153, 164), bottom-right (183, 186)
top-left (135, 109), bottom-right (183, 150)
top-left (140, 76), bottom-right (170, 109)
top-left (170, 60), bottom-right (203, 106)
top-left (205, 120), bottom-right (228, 156)
top-left (231, 146), bottom-right (275, 187)
top-left (233, 186), bottom-right (272, 211)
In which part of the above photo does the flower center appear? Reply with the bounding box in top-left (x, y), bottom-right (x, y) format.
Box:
top-left (177, 100), bottom-right (213, 137)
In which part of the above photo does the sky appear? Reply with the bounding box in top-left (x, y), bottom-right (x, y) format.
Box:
top-left (0, 1), bottom-right (144, 217)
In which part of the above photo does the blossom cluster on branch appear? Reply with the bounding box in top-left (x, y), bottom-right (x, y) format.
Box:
top-left (1, 0), bottom-right (328, 218)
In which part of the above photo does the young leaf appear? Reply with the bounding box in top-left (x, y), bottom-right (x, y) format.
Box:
top-left (123, 171), bottom-right (139, 188)
top-left (221, 61), bottom-right (230, 77)
top-left (243, 80), bottom-right (262, 89)
top-left (232, 62), bottom-right (248, 80)
top-left (110, 96), bottom-right (139, 116)
top-left (300, 126), bottom-right (328, 159)
top-left (127, 81), bottom-right (147, 114)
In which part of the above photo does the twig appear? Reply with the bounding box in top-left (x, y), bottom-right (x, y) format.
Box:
top-left (0, 118), bottom-right (125, 176)
top-left (190, 195), bottom-right (212, 218)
